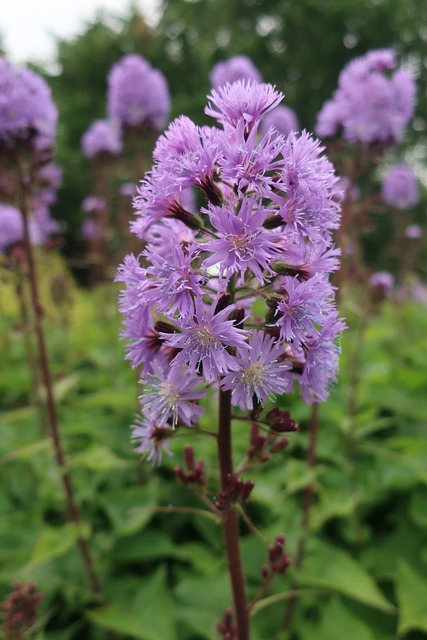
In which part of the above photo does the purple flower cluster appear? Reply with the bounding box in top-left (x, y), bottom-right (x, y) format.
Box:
top-left (81, 119), bottom-right (122, 158)
top-left (117, 81), bottom-right (345, 461)
top-left (381, 164), bottom-right (419, 210)
top-left (0, 57), bottom-right (58, 150)
top-left (316, 49), bottom-right (416, 145)
top-left (107, 54), bottom-right (170, 130)
top-left (210, 55), bottom-right (262, 89)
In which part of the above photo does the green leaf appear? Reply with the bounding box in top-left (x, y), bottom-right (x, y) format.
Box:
top-left (299, 539), bottom-right (395, 614)
top-left (174, 572), bottom-right (230, 638)
top-left (87, 566), bottom-right (176, 640)
top-left (300, 596), bottom-right (375, 640)
top-left (396, 560), bottom-right (427, 636)
top-left (68, 444), bottom-right (130, 471)
top-left (0, 439), bottom-right (51, 465)
top-left (21, 523), bottom-right (89, 573)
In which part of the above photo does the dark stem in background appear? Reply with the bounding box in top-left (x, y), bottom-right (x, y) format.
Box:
top-left (217, 389), bottom-right (250, 640)
top-left (15, 267), bottom-right (46, 435)
top-left (283, 402), bottom-right (319, 630)
top-left (17, 161), bottom-right (103, 598)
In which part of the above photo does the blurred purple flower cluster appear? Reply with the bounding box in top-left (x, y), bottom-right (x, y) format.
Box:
top-left (117, 81), bottom-right (345, 462)
top-left (0, 57), bottom-right (58, 150)
top-left (381, 163), bottom-right (419, 210)
top-left (81, 119), bottom-right (122, 158)
top-left (107, 54), bottom-right (170, 130)
top-left (316, 49), bottom-right (416, 145)
top-left (210, 55), bottom-right (262, 89)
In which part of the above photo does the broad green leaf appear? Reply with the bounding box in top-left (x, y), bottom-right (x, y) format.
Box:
top-left (68, 444), bottom-right (130, 471)
top-left (299, 539), bottom-right (395, 614)
top-left (299, 596), bottom-right (375, 640)
top-left (396, 560), bottom-right (427, 636)
top-left (100, 482), bottom-right (159, 536)
top-left (87, 566), bottom-right (176, 640)
top-left (21, 523), bottom-right (89, 573)
top-left (0, 439), bottom-right (51, 465)
top-left (174, 572), bottom-right (230, 638)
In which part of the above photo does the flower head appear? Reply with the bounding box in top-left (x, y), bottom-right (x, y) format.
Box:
top-left (0, 57), bottom-right (57, 150)
top-left (316, 49), bottom-right (416, 145)
top-left (81, 119), bottom-right (122, 158)
top-left (107, 54), bottom-right (170, 130)
top-left (260, 105), bottom-right (299, 138)
top-left (0, 203), bottom-right (23, 253)
top-left (210, 55), bottom-right (262, 89)
top-left (222, 331), bottom-right (292, 410)
top-left (381, 164), bottom-right (419, 210)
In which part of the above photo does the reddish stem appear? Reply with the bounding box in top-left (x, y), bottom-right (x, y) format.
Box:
top-left (217, 389), bottom-right (250, 640)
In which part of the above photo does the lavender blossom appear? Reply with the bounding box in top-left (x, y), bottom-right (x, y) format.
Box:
top-left (221, 331), bottom-right (292, 410)
top-left (0, 57), bottom-right (57, 150)
top-left (132, 416), bottom-right (172, 465)
top-left (405, 224), bottom-right (423, 239)
top-left (210, 55), bottom-right (262, 89)
top-left (316, 49), bottom-right (416, 145)
top-left (140, 360), bottom-right (205, 427)
top-left (117, 81), bottom-right (345, 460)
top-left (81, 119), bottom-right (122, 158)
top-left (381, 164), bottom-right (419, 210)
top-left (107, 54), bottom-right (170, 130)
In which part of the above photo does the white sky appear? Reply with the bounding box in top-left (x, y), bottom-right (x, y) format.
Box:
top-left (1, 0), bottom-right (161, 67)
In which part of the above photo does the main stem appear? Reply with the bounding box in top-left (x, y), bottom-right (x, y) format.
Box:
top-left (217, 389), bottom-right (250, 640)
top-left (18, 164), bottom-right (103, 598)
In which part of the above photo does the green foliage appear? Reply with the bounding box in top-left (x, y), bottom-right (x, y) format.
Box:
top-left (1, 258), bottom-right (427, 639)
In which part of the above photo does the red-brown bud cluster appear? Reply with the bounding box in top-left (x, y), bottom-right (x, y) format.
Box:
top-left (0, 582), bottom-right (43, 639)
top-left (215, 473), bottom-right (254, 511)
top-left (217, 608), bottom-right (236, 639)
top-left (174, 445), bottom-right (206, 486)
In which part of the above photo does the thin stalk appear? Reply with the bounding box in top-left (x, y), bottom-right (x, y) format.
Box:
top-left (18, 163), bottom-right (103, 598)
top-left (217, 388), bottom-right (250, 640)
top-left (283, 402), bottom-right (319, 630)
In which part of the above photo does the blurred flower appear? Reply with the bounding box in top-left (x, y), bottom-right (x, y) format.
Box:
top-left (81, 119), bottom-right (122, 158)
top-left (0, 56), bottom-right (57, 150)
top-left (210, 55), bottom-right (262, 89)
top-left (316, 49), bottom-right (416, 145)
top-left (0, 203), bottom-right (23, 253)
top-left (404, 224), bottom-right (423, 239)
top-left (82, 195), bottom-right (107, 214)
top-left (260, 105), bottom-right (299, 137)
top-left (381, 164), bottom-right (419, 210)
top-left (107, 54), bottom-right (170, 130)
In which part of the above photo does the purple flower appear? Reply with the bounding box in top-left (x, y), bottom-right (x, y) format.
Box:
top-left (140, 360), bottom-right (205, 427)
top-left (260, 105), bottom-right (299, 138)
top-left (381, 164), bottom-right (419, 210)
top-left (299, 314), bottom-right (346, 403)
top-left (221, 331), bottom-right (292, 410)
top-left (107, 54), bottom-right (170, 130)
top-left (82, 195), bottom-right (107, 214)
top-left (405, 224), bottom-right (423, 239)
top-left (270, 131), bottom-right (342, 246)
top-left (38, 163), bottom-right (63, 190)
top-left (81, 119), bottom-right (122, 158)
top-left (274, 274), bottom-right (335, 350)
top-left (0, 203), bottom-right (23, 253)
top-left (132, 416), bottom-right (172, 465)
top-left (315, 49), bottom-right (416, 145)
top-left (369, 271), bottom-right (394, 295)
top-left (210, 55), bottom-right (262, 89)
top-left (202, 197), bottom-right (280, 284)
top-left (0, 57), bottom-right (57, 150)
top-left (142, 240), bottom-right (206, 318)
top-left (206, 80), bottom-right (283, 136)
top-left (161, 299), bottom-right (248, 383)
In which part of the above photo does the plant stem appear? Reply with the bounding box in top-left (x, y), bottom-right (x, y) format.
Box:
top-left (217, 389), bottom-right (250, 640)
top-left (18, 163), bottom-right (103, 598)
top-left (283, 402), bottom-right (319, 630)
